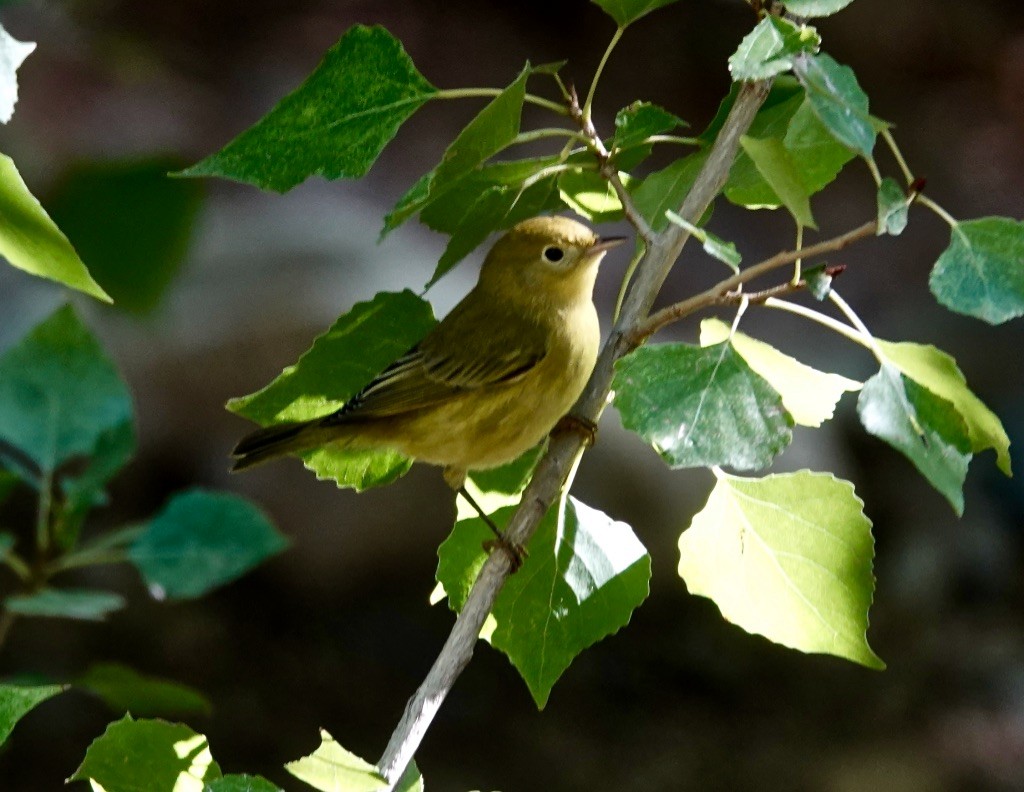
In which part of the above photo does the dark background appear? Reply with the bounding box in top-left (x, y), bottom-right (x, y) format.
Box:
top-left (2, 1), bottom-right (1024, 790)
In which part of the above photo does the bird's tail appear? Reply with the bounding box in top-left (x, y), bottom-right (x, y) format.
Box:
top-left (230, 419), bottom-right (342, 472)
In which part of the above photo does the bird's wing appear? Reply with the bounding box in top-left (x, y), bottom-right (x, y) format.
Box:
top-left (321, 301), bottom-right (547, 423)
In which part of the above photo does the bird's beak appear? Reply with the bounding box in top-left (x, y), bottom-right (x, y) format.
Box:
top-left (588, 236), bottom-right (628, 255)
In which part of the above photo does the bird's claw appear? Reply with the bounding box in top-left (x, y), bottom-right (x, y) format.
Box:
top-left (553, 414), bottom-right (598, 447)
top-left (483, 536), bottom-right (528, 573)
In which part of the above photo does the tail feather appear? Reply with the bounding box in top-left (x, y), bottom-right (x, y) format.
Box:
top-left (230, 420), bottom-right (316, 472)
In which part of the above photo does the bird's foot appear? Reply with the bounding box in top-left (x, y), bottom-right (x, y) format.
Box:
top-left (553, 414), bottom-right (598, 447)
top-left (483, 536), bottom-right (528, 573)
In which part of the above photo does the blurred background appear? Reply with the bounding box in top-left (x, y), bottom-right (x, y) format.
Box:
top-left (1, 0), bottom-right (1023, 789)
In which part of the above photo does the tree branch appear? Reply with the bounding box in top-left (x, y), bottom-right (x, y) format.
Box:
top-left (631, 218), bottom-right (878, 343)
top-left (377, 78), bottom-right (774, 787)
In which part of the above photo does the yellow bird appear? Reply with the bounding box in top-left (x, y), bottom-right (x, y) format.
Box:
top-left (231, 216), bottom-right (625, 493)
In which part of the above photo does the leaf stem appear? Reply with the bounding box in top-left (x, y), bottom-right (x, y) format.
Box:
top-left (828, 289), bottom-right (886, 363)
top-left (613, 244), bottom-right (644, 323)
top-left (763, 297), bottom-right (869, 348)
top-left (864, 155), bottom-right (883, 187)
top-left (632, 218), bottom-right (878, 342)
top-left (792, 223), bottom-right (804, 284)
top-left (511, 128), bottom-right (591, 147)
top-left (881, 128), bottom-right (914, 185)
top-left (582, 26), bottom-right (624, 122)
top-left (915, 193), bottom-right (960, 230)
top-left (434, 88), bottom-right (568, 116)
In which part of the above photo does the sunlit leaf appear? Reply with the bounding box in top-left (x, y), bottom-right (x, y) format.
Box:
top-left (227, 291), bottom-right (436, 490)
top-left (205, 776), bottom-right (283, 792)
top-left (0, 156), bottom-right (110, 301)
top-left (437, 497), bottom-right (650, 708)
top-left (285, 729), bottom-right (422, 792)
top-left (784, 0), bottom-right (856, 16)
top-left (679, 469), bottom-right (884, 668)
top-left (878, 339), bottom-right (1011, 475)
top-left (71, 715), bottom-right (222, 791)
top-left (700, 319), bottom-right (860, 427)
top-left (0, 23), bottom-right (34, 123)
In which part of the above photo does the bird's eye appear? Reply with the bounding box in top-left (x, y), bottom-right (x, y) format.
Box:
top-left (543, 246), bottom-right (565, 263)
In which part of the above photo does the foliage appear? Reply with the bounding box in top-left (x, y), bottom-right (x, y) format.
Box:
top-left (2, 0), bottom-right (1022, 788)
top-left (0, 306), bottom-right (284, 750)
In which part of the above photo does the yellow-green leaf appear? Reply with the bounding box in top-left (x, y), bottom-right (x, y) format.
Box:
top-left (700, 318), bottom-right (860, 427)
top-left (679, 469), bottom-right (884, 669)
top-left (878, 339), bottom-right (1011, 475)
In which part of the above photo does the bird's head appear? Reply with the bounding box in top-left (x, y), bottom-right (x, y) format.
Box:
top-left (478, 216), bottom-right (626, 306)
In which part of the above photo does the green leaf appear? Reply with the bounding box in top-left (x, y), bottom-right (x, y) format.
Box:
top-left (665, 210), bottom-right (741, 271)
top-left (780, 98), bottom-right (858, 195)
top-left (558, 168), bottom-right (635, 223)
top-left (228, 291), bottom-right (435, 490)
top-left (857, 364), bottom-right (971, 514)
top-left (0, 683), bottom-right (66, 746)
top-left (793, 53), bottom-right (876, 157)
top-left (739, 135), bottom-right (816, 228)
top-left (722, 81), bottom-right (855, 211)
top-left (285, 729), bottom-right (422, 792)
top-left (728, 16), bottom-right (820, 81)
top-left (179, 26), bottom-right (436, 192)
top-left (613, 342), bottom-right (794, 470)
top-left (878, 339), bottom-right (1011, 475)
top-left (0, 155), bottom-right (110, 301)
top-left (5, 588), bottom-right (124, 621)
top-left (467, 443), bottom-right (544, 496)
top-left (784, 0), bottom-right (856, 17)
top-left (71, 714), bottom-right (222, 791)
top-left (590, 0), bottom-right (679, 26)
top-left (205, 776), bottom-right (283, 792)
top-left (426, 175), bottom-right (562, 283)
top-left (631, 151), bottom-right (708, 231)
top-left (929, 217), bottom-right (1024, 324)
top-left (679, 469), bottom-right (884, 668)
top-left (876, 176), bottom-right (908, 236)
top-left (438, 497), bottom-right (650, 709)
top-left (611, 101), bottom-right (687, 151)
top-left (75, 662), bottom-right (211, 718)
top-left (383, 65), bottom-right (530, 231)
top-left (700, 319), bottom-right (860, 427)
top-left (129, 489), bottom-right (287, 600)
top-left (0, 305), bottom-right (133, 474)
top-left (45, 158), bottom-right (204, 314)
top-left (0, 23), bottom-right (34, 123)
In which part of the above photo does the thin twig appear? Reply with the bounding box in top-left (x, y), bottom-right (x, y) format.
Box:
top-left (631, 218), bottom-right (878, 343)
top-left (376, 77), bottom-right (775, 787)
top-left (567, 84), bottom-right (656, 244)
